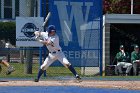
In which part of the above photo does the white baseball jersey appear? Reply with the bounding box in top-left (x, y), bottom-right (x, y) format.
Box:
top-left (47, 34), bottom-right (62, 52)
top-left (40, 32), bottom-right (61, 52)
top-left (39, 32), bottom-right (70, 70)
top-left (40, 32), bottom-right (48, 40)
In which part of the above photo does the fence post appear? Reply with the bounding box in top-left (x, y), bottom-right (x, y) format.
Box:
top-left (24, 48), bottom-right (33, 74)
top-left (5, 42), bottom-right (10, 62)
top-left (20, 47), bottom-right (25, 64)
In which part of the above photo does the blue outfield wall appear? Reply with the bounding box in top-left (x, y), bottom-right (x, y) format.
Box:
top-left (42, 0), bottom-right (103, 68)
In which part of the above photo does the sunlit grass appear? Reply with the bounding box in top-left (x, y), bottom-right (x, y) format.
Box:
top-left (0, 63), bottom-right (81, 79)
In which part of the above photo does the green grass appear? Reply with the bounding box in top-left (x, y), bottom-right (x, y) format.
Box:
top-left (0, 63), bottom-right (81, 79)
top-left (0, 63), bottom-right (140, 80)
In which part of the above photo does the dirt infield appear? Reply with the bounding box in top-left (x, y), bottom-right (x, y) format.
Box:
top-left (0, 80), bottom-right (140, 90)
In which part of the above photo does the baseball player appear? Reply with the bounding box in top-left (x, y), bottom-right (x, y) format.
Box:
top-left (34, 25), bottom-right (81, 82)
top-left (116, 45), bottom-right (132, 76)
top-left (131, 45), bottom-right (140, 76)
top-left (0, 56), bottom-right (15, 75)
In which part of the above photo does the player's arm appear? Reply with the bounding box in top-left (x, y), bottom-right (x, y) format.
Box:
top-left (131, 52), bottom-right (138, 62)
top-left (40, 36), bottom-right (55, 46)
top-left (34, 31), bottom-right (49, 44)
top-left (40, 39), bottom-right (54, 46)
top-left (34, 31), bottom-right (54, 46)
top-left (34, 31), bottom-right (42, 40)
top-left (34, 31), bottom-right (42, 42)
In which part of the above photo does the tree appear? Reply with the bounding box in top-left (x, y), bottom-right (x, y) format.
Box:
top-left (133, 0), bottom-right (140, 14)
top-left (0, 22), bottom-right (16, 45)
top-left (103, 0), bottom-right (140, 14)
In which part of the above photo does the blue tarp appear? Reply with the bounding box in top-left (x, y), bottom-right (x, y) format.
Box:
top-left (0, 86), bottom-right (139, 93)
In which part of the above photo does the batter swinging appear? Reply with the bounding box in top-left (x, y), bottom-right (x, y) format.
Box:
top-left (34, 25), bottom-right (81, 82)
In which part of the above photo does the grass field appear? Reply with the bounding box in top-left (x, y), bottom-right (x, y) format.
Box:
top-left (0, 63), bottom-right (140, 81)
top-left (0, 63), bottom-right (81, 79)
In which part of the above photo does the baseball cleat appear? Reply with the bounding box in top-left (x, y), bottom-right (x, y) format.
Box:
top-left (76, 75), bottom-right (82, 82)
top-left (6, 66), bottom-right (15, 75)
top-left (34, 79), bottom-right (39, 82)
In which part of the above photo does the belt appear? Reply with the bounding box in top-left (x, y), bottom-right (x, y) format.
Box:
top-left (49, 50), bottom-right (60, 54)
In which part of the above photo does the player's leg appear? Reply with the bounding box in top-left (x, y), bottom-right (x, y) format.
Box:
top-left (57, 52), bottom-right (81, 80)
top-left (117, 62), bottom-right (124, 75)
top-left (0, 65), bottom-right (2, 73)
top-left (133, 62), bottom-right (138, 76)
top-left (67, 63), bottom-right (81, 80)
top-left (6, 65), bottom-right (15, 75)
top-left (35, 55), bottom-right (56, 82)
top-left (1, 58), bottom-right (15, 75)
top-left (1, 60), bottom-right (10, 67)
top-left (34, 69), bottom-right (44, 82)
top-left (125, 63), bottom-right (132, 76)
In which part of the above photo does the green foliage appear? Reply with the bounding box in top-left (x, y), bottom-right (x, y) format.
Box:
top-left (0, 22), bottom-right (15, 31)
top-left (103, 0), bottom-right (131, 14)
top-left (103, 0), bottom-right (140, 14)
top-left (0, 22), bottom-right (16, 45)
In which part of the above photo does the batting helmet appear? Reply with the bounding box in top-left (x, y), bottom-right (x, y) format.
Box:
top-left (47, 25), bottom-right (56, 33)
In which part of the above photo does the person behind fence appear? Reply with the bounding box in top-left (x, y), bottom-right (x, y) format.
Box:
top-left (131, 45), bottom-right (140, 76)
top-left (116, 45), bottom-right (132, 76)
top-left (34, 25), bottom-right (81, 82)
top-left (0, 56), bottom-right (15, 75)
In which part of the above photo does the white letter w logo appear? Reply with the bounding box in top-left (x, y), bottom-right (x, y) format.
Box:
top-left (54, 1), bottom-right (93, 47)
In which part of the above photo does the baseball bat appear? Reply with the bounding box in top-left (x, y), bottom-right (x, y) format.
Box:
top-left (42, 12), bottom-right (51, 27)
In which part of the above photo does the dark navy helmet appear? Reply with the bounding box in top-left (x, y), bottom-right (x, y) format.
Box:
top-left (46, 25), bottom-right (56, 33)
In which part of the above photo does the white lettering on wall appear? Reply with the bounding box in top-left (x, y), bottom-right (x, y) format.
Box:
top-left (54, 1), bottom-right (93, 47)
top-left (63, 50), bottom-right (98, 59)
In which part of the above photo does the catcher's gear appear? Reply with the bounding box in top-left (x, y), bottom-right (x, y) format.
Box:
top-left (6, 66), bottom-right (15, 75)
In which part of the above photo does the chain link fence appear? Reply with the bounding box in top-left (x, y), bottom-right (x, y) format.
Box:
top-left (0, 47), bottom-right (83, 79)
top-left (0, 0), bottom-right (101, 80)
